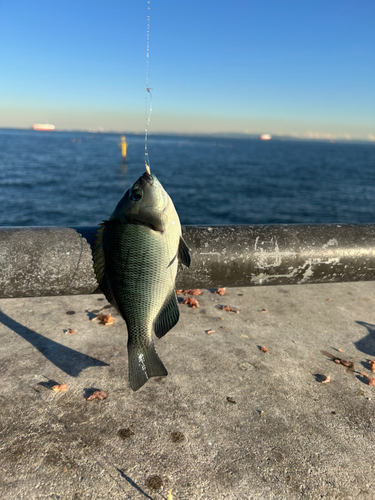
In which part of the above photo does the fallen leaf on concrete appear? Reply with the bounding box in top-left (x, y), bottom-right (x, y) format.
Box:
top-left (320, 351), bottom-right (354, 371)
top-left (52, 384), bottom-right (68, 392)
top-left (86, 390), bottom-right (108, 401)
top-left (181, 297), bottom-right (199, 308)
top-left (340, 359), bottom-right (352, 367)
top-left (369, 360), bottom-right (375, 373)
top-left (65, 329), bottom-right (76, 335)
top-left (92, 313), bottom-right (115, 325)
top-left (360, 372), bottom-right (375, 386)
top-left (215, 287), bottom-right (226, 296)
top-left (217, 305), bottom-right (239, 313)
top-left (205, 329), bottom-right (215, 334)
top-left (326, 298), bottom-right (332, 302)
top-left (259, 346), bottom-right (268, 353)
top-left (260, 308), bottom-right (268, 313)
top-left (321, 376), bottom-right (331, 384)
top-left (177, 289), bottom-right (202, 296)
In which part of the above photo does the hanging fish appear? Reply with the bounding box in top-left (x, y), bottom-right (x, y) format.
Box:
top-left (93, 171), bottom-right (191, 391)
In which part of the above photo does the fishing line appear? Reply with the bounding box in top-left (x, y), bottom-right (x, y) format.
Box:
top-left (145, 0), bottom-right (152, 175)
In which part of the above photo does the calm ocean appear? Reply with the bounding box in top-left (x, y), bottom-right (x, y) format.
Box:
top-left (1, 128), bottom-right (375, 227)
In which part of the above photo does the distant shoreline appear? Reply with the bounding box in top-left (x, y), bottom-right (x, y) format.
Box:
top-left (0, 127), bottom-right (374, 145)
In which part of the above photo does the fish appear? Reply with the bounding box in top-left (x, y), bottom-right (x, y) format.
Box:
top-left (93, 171), bottom-right (191, 391)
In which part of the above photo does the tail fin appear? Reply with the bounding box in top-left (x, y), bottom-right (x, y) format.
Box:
top-left (128, 341), bottom-right (168, 391)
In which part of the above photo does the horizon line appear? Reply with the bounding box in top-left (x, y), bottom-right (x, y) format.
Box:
top-left (0, 126), bottom-right (375, 144)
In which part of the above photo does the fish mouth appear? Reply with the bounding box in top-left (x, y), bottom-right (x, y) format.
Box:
top-left (142, 172), bottom-right (154, 185)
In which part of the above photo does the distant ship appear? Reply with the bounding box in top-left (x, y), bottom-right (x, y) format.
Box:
top-left (32, 124), bottom-right (55, 131)
top-left (260, 134), bottom-right (271, 141)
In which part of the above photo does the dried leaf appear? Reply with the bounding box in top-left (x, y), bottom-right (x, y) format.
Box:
top-left (86, 390), bottom-right (108, 401)
top-left (215, 287), bottom-right (226, 296)
top-left (321, 376), bottom-right (331, 384)
top-left (340, 359), bottom-right (352, 368)
top-left (218, 304), bottom-right (239, 313)
top-left (259, 345), bottom-right (268, 353)
top-left (52, 384), bottom-right (68, 392)
top-left (261, 308), bottom-right (268, 313)
top-left (92, 313), bottom-right (115, 325)
top-left (177, 289), bottom-right (202, 296)
top-left (360, 372), bottom-right (375, 386)
top-left (65, 329), bottom-right (76, 335)
top-left (369, 360), bottom-right (375, 373)
top-left (205, 329), bottom-right (215, 335)
top-left (321, 351), bottom-right (354, 370)
top-left (181, 297), bottom-right (199, 308)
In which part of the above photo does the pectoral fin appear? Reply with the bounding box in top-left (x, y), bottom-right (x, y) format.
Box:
top-left (154, 291), bottom-right (180, 339)
top-left (178, 236), bottom-right (191, 267)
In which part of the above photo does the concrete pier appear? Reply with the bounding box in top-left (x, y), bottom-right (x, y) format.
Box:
top-left (1, 282), bottom-right (375, 499)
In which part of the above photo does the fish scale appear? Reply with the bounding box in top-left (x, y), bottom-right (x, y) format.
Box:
top-left (109, 223), bottom-right (179, 331)
top-left (94, 172), bottom-right (191, 391)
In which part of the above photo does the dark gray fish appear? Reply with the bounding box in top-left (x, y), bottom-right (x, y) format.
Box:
top-left (94, 171), bottom-right (190, 391)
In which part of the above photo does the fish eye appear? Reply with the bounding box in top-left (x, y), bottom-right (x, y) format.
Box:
top-left (131, 190), bottom-right (143, 202)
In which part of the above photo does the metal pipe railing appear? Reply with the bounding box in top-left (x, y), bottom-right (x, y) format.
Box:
top-left (0, 224), bottom-right (375, 298)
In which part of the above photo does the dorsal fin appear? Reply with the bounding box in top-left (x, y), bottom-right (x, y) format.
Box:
top-left (93, 221), bottom-right (120, 311)
top-left (153, 291), bottom-right (180, 339)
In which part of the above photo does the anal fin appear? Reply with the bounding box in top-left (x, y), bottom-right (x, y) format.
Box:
top-left (154, 291), bottom-right (180, 339)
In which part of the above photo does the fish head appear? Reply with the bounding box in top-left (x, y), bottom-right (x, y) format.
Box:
top-left (110, 172), bottom-right (171, 232)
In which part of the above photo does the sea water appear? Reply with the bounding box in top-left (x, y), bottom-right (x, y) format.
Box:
top-left (1, 128), bottom-right (375, 227)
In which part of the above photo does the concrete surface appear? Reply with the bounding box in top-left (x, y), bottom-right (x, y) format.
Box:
top-left (1, 282), bottom-right (375, 499)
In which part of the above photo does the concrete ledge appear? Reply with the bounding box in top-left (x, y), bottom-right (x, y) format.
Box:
top-left (1, 282), bottom-right (375, 498)
top-left (2, 224), bottom-right (375, 298)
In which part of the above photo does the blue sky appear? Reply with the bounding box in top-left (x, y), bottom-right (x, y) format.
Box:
top-left (0, 0), bottom-right (374, 139)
